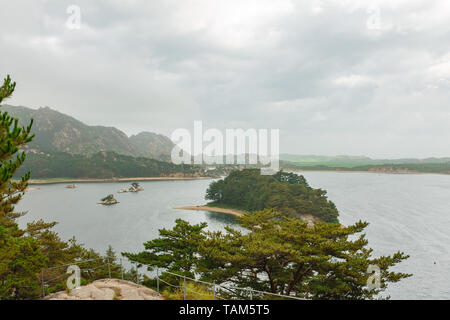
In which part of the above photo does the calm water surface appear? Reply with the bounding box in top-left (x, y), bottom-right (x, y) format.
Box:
top-left (17, 173), bottom-right (450, 299)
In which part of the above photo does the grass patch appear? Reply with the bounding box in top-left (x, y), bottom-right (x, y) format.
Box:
top-left (113, 288), bottom-right (121, 300)
top-left (162, 281), bottom-right (214, 300)
top-left (206, 202), bottom-right (247, 212)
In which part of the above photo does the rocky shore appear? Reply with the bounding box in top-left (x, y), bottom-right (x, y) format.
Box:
top-left (43, 279), bottom-right (164, 300)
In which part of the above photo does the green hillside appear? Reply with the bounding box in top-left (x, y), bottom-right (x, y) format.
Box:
top-left (15, 151), bottom-right (205, 179)
top-left (3, 105), bottom-right (175, 161)
top-left (281, 154), bottom-right (450, 172)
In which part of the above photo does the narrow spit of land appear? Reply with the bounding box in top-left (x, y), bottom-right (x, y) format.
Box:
top-left (172, 205), bottom-right (245, 217)
top-left (172, 205), bottom-right (318, 227)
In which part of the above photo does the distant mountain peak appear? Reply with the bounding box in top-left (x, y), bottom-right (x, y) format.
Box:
top-left (2, 104), bottom-right (174, 162)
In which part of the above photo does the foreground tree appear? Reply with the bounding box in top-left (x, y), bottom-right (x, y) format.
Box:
top-left (0, 75), bottom-right (46, 299)
top-left (0, 75), bottom-right (34, 230)
top-left (0, 76), bottom-right (131, 298)
top-left (127, 209), bottom-right (411, 300)
top-left (123, 219), bottom-right (207, 278)
top-left (201, 210), bottom-right (411, 299)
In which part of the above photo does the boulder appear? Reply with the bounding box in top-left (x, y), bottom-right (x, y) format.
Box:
top-left (43, 279), bottom-right (164, 300)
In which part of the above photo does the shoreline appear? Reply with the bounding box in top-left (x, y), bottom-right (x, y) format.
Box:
top-left (23, 169), bottom-right (450, 185)
top-left (286, 168), bottom-right (450, 175)
top-left (172, 205), bottom-right (246, 217)
top-left (27, 176), bottom-right (213, 185)
top-left (173, 205), bottom-right (319, 227)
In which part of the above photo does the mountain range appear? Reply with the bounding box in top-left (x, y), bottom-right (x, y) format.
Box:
top-left (3, 105), bottom-right (175, 161)
top-left (280, 154), bottom-right (450, 167)
top-left (3, 104), bottom-right (449, 171)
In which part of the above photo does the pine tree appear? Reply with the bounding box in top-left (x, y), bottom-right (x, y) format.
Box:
top-left (0, 75), bottom-right (47, 299)
top-left (0, 75), bottom-right (34, 232)
top-left (123, 219), bottom-right (207, 277)
top-left (0, 76), bottom-right (124, 298)
top-left (104, 245), bottom-right (122, 279)
top-left (106, 245), bottom-right (117, 264)
top-left (127, 208), bottom-right (411, 299)
top-left (200, 209), bottom-right (411, 299)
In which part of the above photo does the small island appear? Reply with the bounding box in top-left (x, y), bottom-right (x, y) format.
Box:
top-left (118, 182), bottom-right (144, 193)
top-left (98, 194), bottom-right (119, 205)
top-left (173, 169), bottom-right (333, 226)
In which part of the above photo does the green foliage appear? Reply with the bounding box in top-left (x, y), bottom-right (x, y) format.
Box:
top-left (101, 194), bottom-right (115, 202)
top-left (351, 163), bottom-right (450, 174)
top-left (281, 154), bottom-right (450, 171)
top-left (105, 245), bottom-right (123, 279)
top-left (280, 154), bottom-right (373, 165)
top-left (0, 76), bottom-right (125, 299)
top-left (201, 210), bottom-right (411, 299)
top-left (0, 75), bottom-right (46, 299)
top-left (123, 219), bottom-right (209, 296)
top-left (122, 266), bottom-right (140, 283)
top-left (283, 160), bottom-right (450, 174)
top-left (0, 225), bottom-right (46, 299)
top-left (2, 105), bottom-right (176, 162)
top-left (273, 171), bottom-right (310, 186)
top-left (0, 75), bottom-right (16, 104)
top-left (15, 151), bottom-right (204, 179)
top-left (127, 209), bottom-right (410, 300)
top-left (131, 182), bottom-right (140, 188)
top-left (123, 219), bottom-right (207, 278)
top-left (205, 169), bottom-right (339, 223)
top-left (39, 241), bottom-right (124, 296)
top-left (162, 281), bottom-right (214, 300)
top-left (106, 245), bottom-right (117, 264)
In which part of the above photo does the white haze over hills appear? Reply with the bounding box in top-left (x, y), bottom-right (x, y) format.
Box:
top-left (4, 104), bottom-right (448, 165)
top-left (1, 1), bottom-right (450, 158)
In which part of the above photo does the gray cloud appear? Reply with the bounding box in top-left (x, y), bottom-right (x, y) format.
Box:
top-left (1, 0), bottom-right (450, 158)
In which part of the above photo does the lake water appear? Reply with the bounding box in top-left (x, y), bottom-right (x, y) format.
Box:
top-left (17, 172), bottom-right (450, 299)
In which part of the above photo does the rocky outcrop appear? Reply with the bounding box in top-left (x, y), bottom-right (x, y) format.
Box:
top-left (43, 279), bottom-right (164, 300)
top-left (3, 105), bottom-right (175, 161)
top-left (129, 132), bottom-right (175, 162)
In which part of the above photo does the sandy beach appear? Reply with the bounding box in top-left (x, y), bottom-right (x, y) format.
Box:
top-left (173, 205), bottom-right (321, 228)
top-left (27, 176), bottom-right (213, 185)
top-left (172, 205), bottom-right (246, 217)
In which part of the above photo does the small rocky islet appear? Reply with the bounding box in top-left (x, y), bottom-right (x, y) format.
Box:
top-left (97, 183), bottom-right (144, 205)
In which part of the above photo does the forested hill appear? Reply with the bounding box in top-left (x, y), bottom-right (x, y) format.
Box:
top-left (282, 161), bottom-right (450, 174)
top-left (15, 151), bottom-right (207, 179)
top-left (280, 154), bottom-right (450, 174)
top-left (205, 169), bottom-right (339, 223)
top-left (3, 105), bottom-right (175, 161)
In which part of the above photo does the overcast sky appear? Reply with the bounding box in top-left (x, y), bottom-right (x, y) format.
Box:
top-left (1, 0), bottom-right (450, 158)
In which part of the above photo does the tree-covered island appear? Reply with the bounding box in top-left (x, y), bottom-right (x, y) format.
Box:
top-left (124, 169), bottom-right (411, 299)
top-left (205, 169), bottom-right (339, 223)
